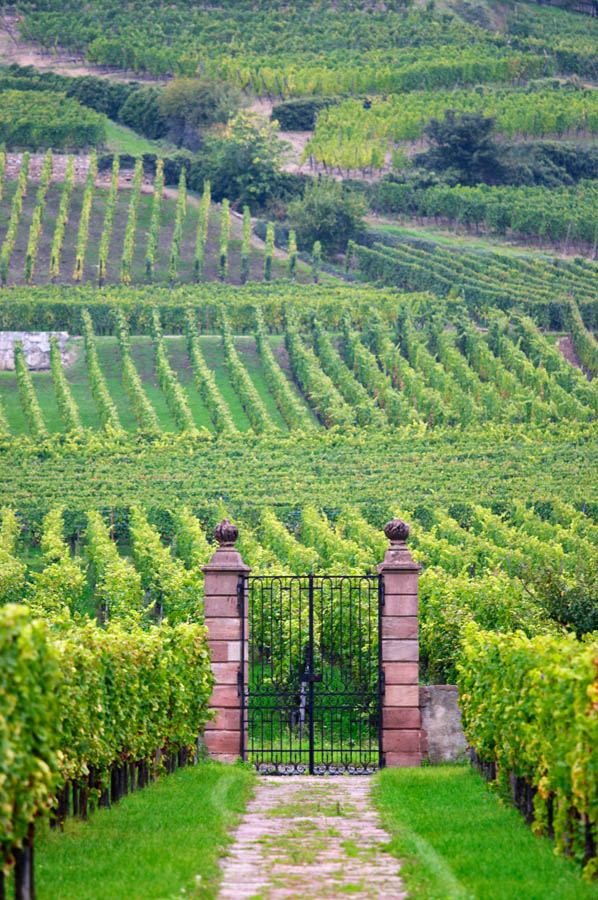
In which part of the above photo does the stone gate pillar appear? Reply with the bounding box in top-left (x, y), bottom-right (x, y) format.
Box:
top-left (377, 519), bottom-right (423, 767)
top-left (202, 519), bottom-right (250, 763)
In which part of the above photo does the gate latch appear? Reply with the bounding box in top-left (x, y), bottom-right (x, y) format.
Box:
top-left (301, 672), bottom-right (323, 683)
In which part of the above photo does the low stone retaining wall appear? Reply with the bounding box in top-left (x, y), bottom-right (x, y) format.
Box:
top-left (420, 685), bottom-right (468, 764)
top-left (0, 332), bottom-right (69, 370)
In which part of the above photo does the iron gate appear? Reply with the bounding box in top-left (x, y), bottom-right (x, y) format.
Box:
top-left (240, 574), bottom-right (383, 774)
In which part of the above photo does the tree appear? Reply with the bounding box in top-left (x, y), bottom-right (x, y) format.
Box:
top-left (158, 77), bottom-right (241, 149)
top-left (188, 114), bottom-right (286, 208)
top-left (287, 180), bottom-right (366, 256)
top-left (414, 110), bottom-right (503, 185)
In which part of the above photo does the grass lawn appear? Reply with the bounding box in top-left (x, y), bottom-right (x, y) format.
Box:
top-left (103, 121), bottom-right (179, 157)
top-left (375, 765), bottom-right (598, 900)
top-left (29, 761), bottom-right (254, 900)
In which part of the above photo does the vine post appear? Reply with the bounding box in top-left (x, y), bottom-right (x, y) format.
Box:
top-left (202, 519), bottom-right (250, 763)
top-left (377, 518), bottom-right (424, 766)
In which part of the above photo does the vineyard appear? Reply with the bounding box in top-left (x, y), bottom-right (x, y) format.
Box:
top-left (0, 155), bottom-right (302, 286)
top-left (372, 180), bottom-right (598, 250)
top-left (0, 290), bottom-right (597, 444)
top-left (305, 84), bottom-right (598, 171)
top-left (353, 237), bottom-right (598, 331)
top-left (1, 0), bottom-right (598, 897)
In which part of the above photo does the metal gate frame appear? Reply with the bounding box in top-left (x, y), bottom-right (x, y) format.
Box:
top-left (239, 573), bottom-right (384, 775)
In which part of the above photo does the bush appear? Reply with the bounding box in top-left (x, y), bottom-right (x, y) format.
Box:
top-left (288, 180), bottom-right (367, 255)
top-left (159, 77), bottom-right (240, 148)
top-left (271, 97), bottom-right (338, 130)
top-left (187, 114), bottom-right (285, 208)
top-left (118, 86), bottom-right (168, 140)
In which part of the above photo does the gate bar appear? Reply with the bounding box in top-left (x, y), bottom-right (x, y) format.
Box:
top-left (308, 572), bottom-right (315, 776)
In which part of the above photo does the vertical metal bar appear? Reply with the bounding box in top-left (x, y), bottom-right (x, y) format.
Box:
top-left (238, 574), bottom-right (246, 762)
top-left (307, 572), bottom-right (314, 775)
top-left (378, 574), bottom-right (385, 769)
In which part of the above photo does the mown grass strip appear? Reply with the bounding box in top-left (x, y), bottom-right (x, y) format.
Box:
top-left (32, 761), bottom-right (254, 900)
top-left (374, 766), bottom-right (598, 900)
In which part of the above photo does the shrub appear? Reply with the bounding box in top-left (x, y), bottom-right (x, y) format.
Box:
top-left (288, 180), bottom-right (366, 255)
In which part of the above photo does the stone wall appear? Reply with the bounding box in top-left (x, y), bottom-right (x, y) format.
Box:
top-left (0, 332), bottom-right (69, 371)
top-left (420, 685), bottom-right (468, 764)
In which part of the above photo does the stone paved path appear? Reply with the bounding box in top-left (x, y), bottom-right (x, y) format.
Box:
top-left (217, 776), bottom-right (407, 900)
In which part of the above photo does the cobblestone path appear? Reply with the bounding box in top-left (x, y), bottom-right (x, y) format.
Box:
top-left (217, 776), bottom-right (407, 900)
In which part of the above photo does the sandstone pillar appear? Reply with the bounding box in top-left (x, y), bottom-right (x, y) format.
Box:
top-left (377, 518), bottom-right (423, 767)
top-left (202, 519), bottom-right (250, 763)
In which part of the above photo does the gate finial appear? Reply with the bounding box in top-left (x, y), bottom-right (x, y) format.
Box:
top-left (380, 518), bottom-right (418, 568)
top-left (384, 518), bottom-right (410, 545)
top-left (213, 518), bottom-right (238, 548)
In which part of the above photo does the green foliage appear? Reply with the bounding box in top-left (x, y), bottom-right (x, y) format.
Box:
top-left (189, 114), bottom-right (285, 208)
top-left (185, 308), bottom-right (238, 435)
top-left (193, 180), bottom-right (210, 283)
top-left (169, 170), bottom-right (187, 282)
top-left (49, 155), bottom-right (75, 280)
top-left (264, 222), bottom-right (274, 282)
top-left (218, 198), bottom-right (230, 281)
top-left (311, 317), bottom-right (385, 427)
top-left (308, 84), bottom-right (598, 170)
top-left (97, 158), bottom-right (120, 286)
top-left (117, 86), bottom-right (167, 140)
top-left (458, 627), bottom-right (598, 878)
top-left (568, 298), bottom-right (598, 377)
top-left (129, 505), bottom-right (201, 623)
top-left (120, 158), bottom-right (143, 284)
top-left (29, 508), bottom-right (85, 617)
top-left (220, 309), bottom-right (274, 433)
top-left (284, 311), bottom-right (354, 427)
top-left (241, 204), bottom-right (251, 285)
top-left (373, 177), bottom-right (598, 245)
top-left (81, 309), bottom-right (123, 433)
top-left (85, 509), bottom-right (143, 619)
top-left (415, 110), bottom-right (502, 185)
top-left (50, 337), bottom-right (82, 433)
top-left (0, 508), bottom-right (26, 604)
top-left (355, 239), bottom-right (598, 330)
top-left (73, 151), bottom-right (98, 282)
top-left (288, 181), bottom-right (366, 255)
top-left (151, 309), bottom-right (198, 434)
top-left (145, 159), bottom-right (164, 283)
top-left (14, 340), bottom-right (48, 439)
top-left (24, 149), bottom-right (53, 282)
top-left (254, 306), bottom-right (313, 431)
top-left (158, 77), bottom-right (240, 142)
top-left (0, 152), bottom-right (29, 285)
top-left (0, 89), bottom-right (105, 149)
top-left (114, 308), bottom-right (160, 434)
top-left (0, 605), bottom-right (59, 871)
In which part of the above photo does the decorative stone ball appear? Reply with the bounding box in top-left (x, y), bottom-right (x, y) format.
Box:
top-left (384, 518), bottom-right (410, 543)
top-left (213, 518), bottom-right (238, 547)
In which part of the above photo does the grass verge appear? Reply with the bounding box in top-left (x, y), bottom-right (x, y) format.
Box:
top-left (31, 760), bottom-right (254, 900)
top-left (374, 765), bottom-right (598, 900)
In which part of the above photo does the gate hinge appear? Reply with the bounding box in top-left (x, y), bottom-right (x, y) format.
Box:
top-left (237, 668), bottom-right (243, 698)
top-left (379, 579), bottom-right (385, 607)
top-left (380, 668), bottom-right (385, 695)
